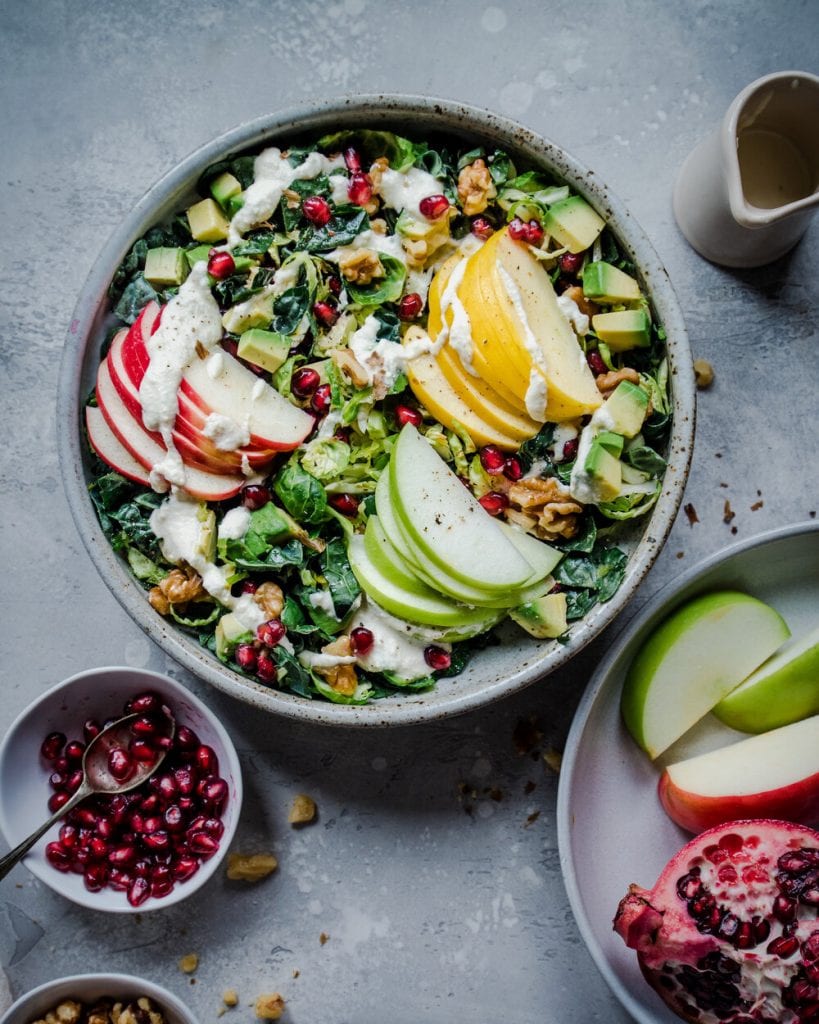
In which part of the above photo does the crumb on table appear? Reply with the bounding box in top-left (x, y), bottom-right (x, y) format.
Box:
top-left (226, 852), bottom-right (278, 881)
top-left (254, 993), bottom-right (285, 1020)
top-left (178, 953), bottom-right (199, 974)
top-left (288, 794), bottom-right (317, 825)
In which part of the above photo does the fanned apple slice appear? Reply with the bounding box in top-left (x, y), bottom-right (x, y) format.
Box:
top-left (86, 405), bottom-right (151, 486)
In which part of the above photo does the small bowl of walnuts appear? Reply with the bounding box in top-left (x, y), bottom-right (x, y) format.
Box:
top-left (0, 974), bottom-right (198, 1024)
top-left (0, 666), bottom-right (242, 912)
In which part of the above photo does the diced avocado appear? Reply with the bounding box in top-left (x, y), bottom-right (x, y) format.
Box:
top-left (197, 505), bottom-right (217, 562)
top-left (595, 430), bottom-right (624, 458)
top-left (222, 292), bottom-right (276, 334)
top-left (542, 196), bottom-right (605, 254)
top-left (592, 309), bottom-right (651, 351)
top-left (602, 381), bottom-right (649, 438)
top-left (185, 244), bottom-right (213, 269)
top-left (510, 593), bottom-right (568, 639)
top-left (582, 441), bottom-right (622, 502)
top-left (215, 612), bottom-right (253, 662)
top-left (187, 197), bottom-right (231, 243)
top-left (144, 247), bottom-right (189, 288)
top-left (582, 261), bottom-right (641, 304)
top-left (210, 172), bottom-right (241, 210)
top-left (225, 194), bottom-right (245, 218)
top-left (237, 329), bottom-right (291, 374)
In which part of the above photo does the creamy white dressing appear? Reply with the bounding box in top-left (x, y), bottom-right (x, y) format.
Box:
top-left (434, 257), bottom-right (478, 374)
top-left (327, 228), bottom-right (407, 267)
top-left (524, 369), bottom-right (548, 422)
top-left (350, 604), bottom-right (442, 681)
top-left (206, 351), bottom-right (224, 379)
top-left (308, 589), bottom-right (338, 619)
top-left (250, 378), bottom-right (266, 402)
top-left (568, 404), bottom-right (618, 503)
top-left (552, 421), bottom-right (579, 449)
top-left (349, 315), bottom-right (414, 391)
top-left (299, 650), bottom-right (358, 669)
top-left (203, 412), bottom-right (250, 451)
top-left (329, 173), bottom-right (351, 204)
top-left (556, 293), bottom-right (590, 336)
top-left (406, 265), bottom-right (434, 302)
top-left (377, 166), bottom-right (442, 219)
top-left (497, 262), bottom-right (547, 373)
top-left (218, 505), bottom-right (251, 540)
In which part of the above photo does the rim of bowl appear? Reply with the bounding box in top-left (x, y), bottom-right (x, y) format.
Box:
top-left (555, 519), bottom-right (819, 1023)
top-left (0, 973), bottom-right (198, 1024)
top-left (0, 665), bottom-right (243, 912)
top-left (57, 92), bottom-right (694, 727)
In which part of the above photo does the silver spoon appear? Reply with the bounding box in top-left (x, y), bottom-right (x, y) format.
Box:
top-left (0, 711), bottom-right (175, 881)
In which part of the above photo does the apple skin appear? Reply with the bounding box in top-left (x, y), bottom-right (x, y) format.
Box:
top-left (658, 715), bottom-right (819, 832)
top-left (86, 405), bottom-right (151, 486)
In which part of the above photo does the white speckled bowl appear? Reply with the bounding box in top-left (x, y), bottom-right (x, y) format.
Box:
top-left (0, 667), bottom-right (242, 912)
top-left (58, 95), bottom-right (694, 726)
top-left (0, 974), bottom-right (198, 1024)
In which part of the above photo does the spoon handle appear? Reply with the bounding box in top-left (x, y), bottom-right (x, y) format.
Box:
top-left (0, 782), bottom-right (91, 881)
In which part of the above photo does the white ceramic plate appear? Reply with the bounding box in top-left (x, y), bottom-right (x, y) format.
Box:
top-left (556, 521), bottom-right (819, 1023)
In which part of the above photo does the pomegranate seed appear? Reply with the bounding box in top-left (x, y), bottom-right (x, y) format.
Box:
top-left (201, 777), bottom-right (228, 810)
top-left (195, 745), bottom-right (219, 775)
top-left (151, 877), bottom-right (174, 899)
top-left (503, 456), bottom-right (523, 481)
top-left (479, 445), bottom-right (506, 474)
top-left (343, 146), bottom-right (361, 172)
top-left (178, 796), bottom-right (195, 812)
top-left (130, 740), bottom-right (156, 763)
top-left (311, 383), bottom-right (332, 415)
top-left (328, 275), bottom-right (342, 296)
top-left (174, 767), bottom-right (196, 795)
top-left (313, 300), bottom-right (339, 327)
top-left (53, 756), bottom-right (69, 773)
top-left (164, 805), bottom-right (185, 831)
top-left (74, 807), bottom-right (98, 828)
top-left (558, 251), bottom-right (584, 275)
top-left (562, 438), bottom-right (579, 462)
top-left (241, 484), bottom-right (271, 511)
top-left (188, 831), bottom-right (220, 857)
top-left (108, 868), bottom-right (132, 891)
top-left (142, 830), bottom-right (171, 852)
top-left (329, 493), bottom-right (360, 516)
top-left (96, 817), bottom-right (114, 840)
top-left (175, 725), bottom-right (200, 752)
top-left (59, 824), bottom-right (79, 849)
top-left (141, 815), bottom-right (162, 835)
top-left (508, 218), bottom-right (528, 241)
top-left (291, 367), bottom-right (320, 398)
top-left (64, 740), bottom-right (85, 763)
top-left (206, 249), bottom-right (235, 280)
top-left (350, 627), bottom-right (374, 656)
top-left (302, 195), bottom-right (332, 226)
top-left (108, 748), bottom-right (134, 783)
top-left (139, 792), bottom-right (160, 812)
top-left (48, 791), bottom-right (70, 813)
top-left (203, 817), bottom-right (225, 838)
top-left (256, 620), bottom-right (286, 647)
top-left (153, 774), bottom-right (177, 801)
top-left (41, 731), bottom-right (66, 761)
top-left (133, 858), bottom-right (151, 878)
top-left (257, 652), bottom-right (278, 684)
top-left (131, 715), bottom-right (159, 737)
top-left (46, 842), bottom-right (71, 871)
top-left (347, 171), bottom-right (373, 206)
top-left (83, 719), bottom-right (101, 743)
top-left (129, 812), bottom-right (146, 833)
top-left (398, 293), bottom-right (423, 320)
top-left (424, 646), bottom-right (452, 672)
top-left (587, 351), bottom-right (607, 375)
top-left (88, 837), bottom-right (108, 859)
top-left (238, 580), bottom-right (258, 597)
top-left (525, 220), bottom-right (544, 246)
top-left (65, 770), bottom-right (84, 793)
top-left (172, 856), bottom-right (200, 882)
top-left (419, 194), bottom-right (450, 220)
top-left (222, 338), bottom-right (239, 359)
top-left (128, 692), bottom-right (161, 715)
top-left (127, 876), bottom-right (150, 907)
top-left (471, 216), bottom-right (494, 240)
top-left (394, 404), bottom-right (423, 428)
top-left (154, 734), bottom-right (173, 751)
top-left (50, 770), bottom-right (68, 790)
top-left (478, 492), bottom-right (509, 516)
top-left (108, 844), bottom-right (137, 866)
top-left (235, 643), bottom-right (258, 673)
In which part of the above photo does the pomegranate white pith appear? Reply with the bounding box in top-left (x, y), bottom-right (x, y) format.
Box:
top-left (614, 820), bottom-right (819, 1023)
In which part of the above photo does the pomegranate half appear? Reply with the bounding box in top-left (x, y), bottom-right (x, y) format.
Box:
top-left (614, 819), bottom-right (819, 1023)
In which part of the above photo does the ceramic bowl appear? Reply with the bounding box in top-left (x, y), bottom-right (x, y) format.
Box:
top-left (57, 94), bottom-right (695, 726)
top-left (0, 974), bottom-right (198, 1024)
top-left (0, 667), bottom-right (242, 912)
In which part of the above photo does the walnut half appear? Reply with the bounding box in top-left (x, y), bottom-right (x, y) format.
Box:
top-left (338, 248), bottom-right (384, 285)
top-left (507, 476), bottom-right (583, 540)
top-left (457, 158), bottom-right (497, 216)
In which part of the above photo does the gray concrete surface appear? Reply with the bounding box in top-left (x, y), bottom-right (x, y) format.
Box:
top-left (1, 2), bottom-right (817, 1022)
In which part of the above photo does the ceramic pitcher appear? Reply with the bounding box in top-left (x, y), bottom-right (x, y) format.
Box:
top-left (673, 71), bottom-right (819, 268)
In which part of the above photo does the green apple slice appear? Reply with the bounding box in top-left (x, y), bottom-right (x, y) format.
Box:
top-left (621, 590), bottom-right (791, 758)
top-left (713, 623), bottom-right (819, 733)
top-left (388, 424), bottom-right (533, 593)
top-left (363, 514), bottom-right (426, 593)
top-left (346, 534), bottom-right (501, 629)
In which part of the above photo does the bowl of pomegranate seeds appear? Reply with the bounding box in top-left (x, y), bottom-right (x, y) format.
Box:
top-left (0, 973), bottom-right (197, 1024)
top-left (59, 96), bottom-right (694, 725)
top-left (0, 666), bottom-right (242, 911)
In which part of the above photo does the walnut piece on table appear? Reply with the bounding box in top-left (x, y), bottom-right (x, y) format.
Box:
top-left (694, 358), bottom-right (714, 389)
top-left (178, 952), bottom-right (199, 974)
top-left (289, 793), bottom-right (317, 825)
top-left (226, 852), bottom-right (279, 882)
top-left (254, 993), bottom-right (285, 1021)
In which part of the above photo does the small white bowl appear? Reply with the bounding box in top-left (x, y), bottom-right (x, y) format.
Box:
top-left (0, 973), bottom-right (198, 1024)
top-left (0, 666), bottom-right (242, 912)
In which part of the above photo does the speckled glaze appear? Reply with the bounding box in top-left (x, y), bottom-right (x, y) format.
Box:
top-left (58, 95), bottom-right (695, 727)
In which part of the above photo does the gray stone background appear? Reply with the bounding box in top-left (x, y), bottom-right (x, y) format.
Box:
top-left (1, 1), bottom-right (817, 1021)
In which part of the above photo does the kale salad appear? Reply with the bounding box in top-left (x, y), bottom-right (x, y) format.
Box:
top-left (85, 127), bottom-right (672, 705)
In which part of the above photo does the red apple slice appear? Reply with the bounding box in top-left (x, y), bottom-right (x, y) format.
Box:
top-left (108, 331), bottom-right (275, 471)
top-left (95, 360), bottom-right (244, 501)
top-left (86, 405), bottom-right (151, 486)
top-left (658, 715), bottom-right (819, 833)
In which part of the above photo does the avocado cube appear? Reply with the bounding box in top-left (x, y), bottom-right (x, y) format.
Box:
top-left (237, 329), bottom-right (291, 374)
top-left (595, 430), bottom-right (625, 458)
top-left (215, 611), bottom-right (254, 662)
top-left (185, 244), bottom-right (212, 269)
top-left (187, 197), bottom-right (231, 243)
top-left (210, 171), bottom-right (242, 210)
top-left (602, 381), bottom-right (649, 438)
top-left (222, 292), bottom-right (277, 334)
top-left (583, 441), bottom-right (622, 502)
top-left (510, 593), bottom-right (568, 639)
top-left (582, 261), bottom-right (641, 304)
top-left (226, 194), bottom-right (245, 218)
top-left (144, 247), bottom-right (189, 287)
top-left (592, 309), bottom-right (651, 352)
top-left (542, 196), bottom-right (604, 254)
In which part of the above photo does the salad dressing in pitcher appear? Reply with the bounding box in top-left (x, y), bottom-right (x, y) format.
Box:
top-left (737, 128), bottom-right (814, 210)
